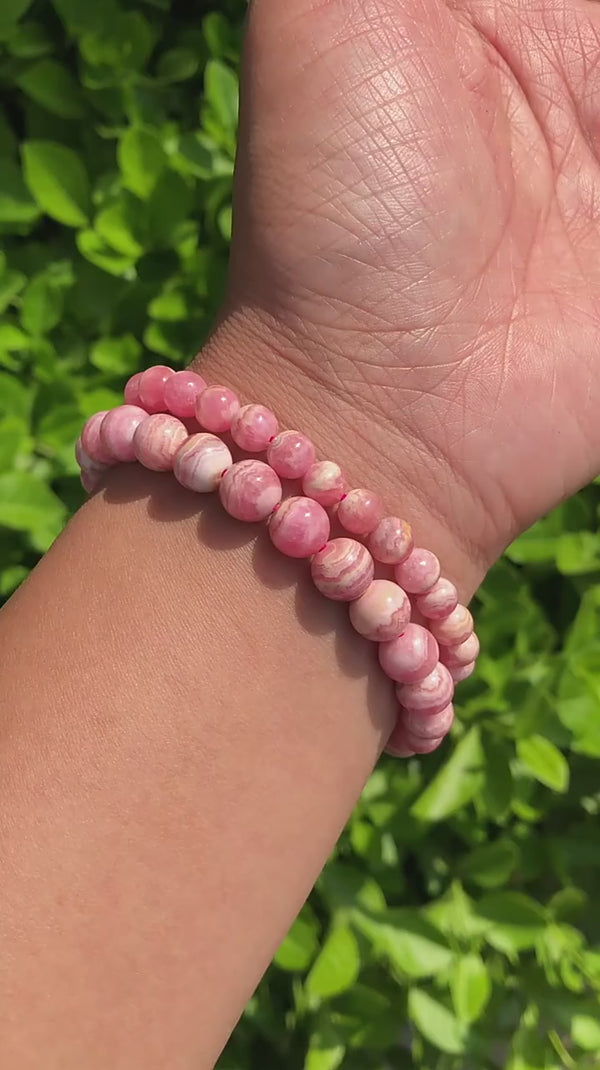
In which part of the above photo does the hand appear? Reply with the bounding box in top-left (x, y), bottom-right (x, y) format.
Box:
top-left (199, 0), bottom-right (600, 596)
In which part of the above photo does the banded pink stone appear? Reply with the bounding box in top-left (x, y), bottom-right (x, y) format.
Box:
top-left (268, 496), bottom-right (330, 558)
top-left (219, 459), bottom-right (282, 521)
top-left (349, 580), bottom-right (410, 642)
top-left (138, 365), bottom-right (174, 414)
top-left (310, 538), bottom-right (374, 601)
top-left (163, 370), bottom-right (207, 419)
top-left (124, 372), bottom-right (143, 407)
top-left (81, 411), bottom-right (114, 466)
top-left (100, 405), bottom-right (147, 463)
top-left (267, 431), bottom-right (316, 479)
top-left (429, 604), bottom-right (474, 646)
top-left (337, 487), bottom-right (384, 537)
top-left (396, 662), bottom-right (454, 716)
top-left (448, 661), bottom-right (476, 683)
top-left (133, 414), bottom-right (188, 471)
top-left (415, 577), bottom-right (459, 620)
top-left (367, 516), bottom-right (413, 565)
top-left (302, 460), bottom-right (346, 507)
top-left (195, 385), bottom-right (240, 433)
top-left (231, 403), bottom-right (279, 453)
top-left (440, 631), bottom-right (480, 669)
top-left (378, 622), bottom-right (439, 684)
top-left (174, 433), bottom-right (232, 493)
top-left (394, 547), bottom-right (441, 595)
top-left (401, 701), bottom-right (455, 741)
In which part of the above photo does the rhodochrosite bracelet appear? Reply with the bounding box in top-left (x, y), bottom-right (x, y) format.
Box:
top-left (77, 365), bottom-right (479, 759)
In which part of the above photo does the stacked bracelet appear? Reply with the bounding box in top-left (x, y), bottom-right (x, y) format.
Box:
top-left (76, 365), bottom-right (479, 760)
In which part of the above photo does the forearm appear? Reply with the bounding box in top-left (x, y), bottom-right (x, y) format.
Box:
top-left (0, 319), bottom-right (482, 1069)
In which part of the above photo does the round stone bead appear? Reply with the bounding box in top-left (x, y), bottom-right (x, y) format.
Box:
top-left (267, 431), bottom-right (316, 479)
top-left (367, 516), bottom-right (413, 564)
top-left (138, 366), bottom-right (175, 414)
top-left (349, 580), bottom-right (410, 642)
top-left (378, 623), bottom-right (439, 684)
top-left (415, 577), bottom-right (458, 620)
top-left (310, 538), bottom-right (374, 601)
top-left (163, 370), bottom-right (207, 419)
top-left (133, 414), bottom-right (188, 471)
top-left (440, 631), bottom-right (480, 669)
top-left (81, 411), bottom-right (114, 466)
top-left (394, 547), bottom-right (441, 595)
top-left (429, 604), bottom-right (474, 646)
top-left (75, 437), bottom-right (106, 474)
top-left (81, 469), bottom-right (101, 494)
top-left (386, 722), bottom-right (443, 757)
top-left (174, 433), bottom-right (232, 493)
top-left (449, 661), bottom-right (476, 684)
top-left (231, 403), bottom-right (279, 452)
top-left (99, 405), bottom-right (147, 463)
top-left (219, 459), bottom-right (282, 521)
top-left (124, 372), bottom-right (143, 407)
top-left (269, 496), bottom-right (330, 558)
top-left (337, 488), bottom-right (384, 537)
top-left (396, 662), bottom-right (454, 717)
top-left (195, 385), bottom-right (240, 433)
top-left (402, 701), bottom-right (455, 741)
top-left (302, 461), bottom-right (346, 507)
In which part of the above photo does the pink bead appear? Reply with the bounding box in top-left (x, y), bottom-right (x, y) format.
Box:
top-left (368, 516), bottom-right (413, 564)
top-left (449, 661), bottom-right (476, 683)
top-left (138, 366), bottom-right (175, 414)
top-left (75, 437), bottom-right (106, 474)
top-left (429, 604), bottom-right (474, 646)
top-left (133, 414), bottom-right (188, 471)
top-left (99, 405), bottom-right (147, 463)
top-left (378, 623), bottom-right (439, 684)
top-left (195, 385), bottom-right (240, 433)
top-left (267, 431), bottom-right (316, 479)
top-left (394, 547), bottom-right (440, 595)
top-left (337, 488), bottom-right (384, 537)
top-left (396, 662), bottom-right (454, 716)
top-left (401, 702), bottom-right (455, 741)
top-left (124, 372), bottom-right (143, 407)
top-left (415, 577), bottom-right (459, 620)
top-left (310, 538), bottom-right (374, 602)
top-left (219, 460), bottom-right (282, 521)
top-left (269, 496), bottom-right (330, 558)
top-left (386, 722), bottom-right (443, 757)
top-left (81, 469), bottom-right (101, 494)
top-left (440, 632), bottom-right (480, 669)
top-left (174, 433), bottom-right (232, 493)
top-left (231, 403), bottom-right (279, 453)
top-left (349, 580), bottom-right (410, 642)
top-left (302, 461), bottom-right (346, 507)
top-left (163, 371), bottom-right (208, 419)
top-left (81, 411), bottom-right (114, 466)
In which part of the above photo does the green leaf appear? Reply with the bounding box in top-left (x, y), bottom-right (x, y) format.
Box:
top-left (22, 140), bottom-right (91, 226)
top-left (305, 927), bottom-right (360, 999)
top-left (157, 47), bottom-right (198, 82)
top-left (76, 229), bottom-right (136, 277)
top-left (0, 156), bottom-right (40, 223)
top-left (0, 0), bottom-right (33, 36)
top-left (274, 907), bottom-right (320, 972)
top-left (408, 989), bottom-right (467, 1055)
top-left (0, 267), bottom-right (26, 313)
top-left (459, 839), bottom-right (520, 889)
top-left (354, 908), bottom-right (452, 979)
top-left (411, 727), bottom-right (483, 822)
top-left (0, 472), bottom-right (66, 538)
top-left (204, 59), bottom-right (238, 135)
top-left (572, 1014), bottom-right (600, 1051)
top-left (517, 735), bottom-right (570, 793)
top-left (475, 891), bottom-right (547, 953)
top-left (304, 1022), bottom-right (345, 1070)
top-left (5, 20), bottom-right (53, 57)
top-left (450, 954), bottom-right (491, 1023)
top-left (89, 335), bottom-right (141, 376)
top-left (20, 273), bottom-right (68, 335)
top-left (118, 127), bottom-right (166, 199)
top-left (17, 59), bottom-right (84, 119)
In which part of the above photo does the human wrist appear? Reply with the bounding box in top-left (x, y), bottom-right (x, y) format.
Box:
top-left (193, 307), bottom-right (491, 602)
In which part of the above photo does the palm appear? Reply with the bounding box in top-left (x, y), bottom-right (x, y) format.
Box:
top-left (228, 0), bottom-right (600, 572)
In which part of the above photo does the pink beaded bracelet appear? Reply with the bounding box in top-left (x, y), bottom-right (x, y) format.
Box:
top-left (77, 365), bottom-right (479, 760)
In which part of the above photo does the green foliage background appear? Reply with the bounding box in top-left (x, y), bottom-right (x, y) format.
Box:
top-left (1, 2), bottom-right (599, 1067)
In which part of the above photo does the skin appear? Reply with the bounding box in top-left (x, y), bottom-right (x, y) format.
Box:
top-left (1, 0), bottom-right (599, 1065)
